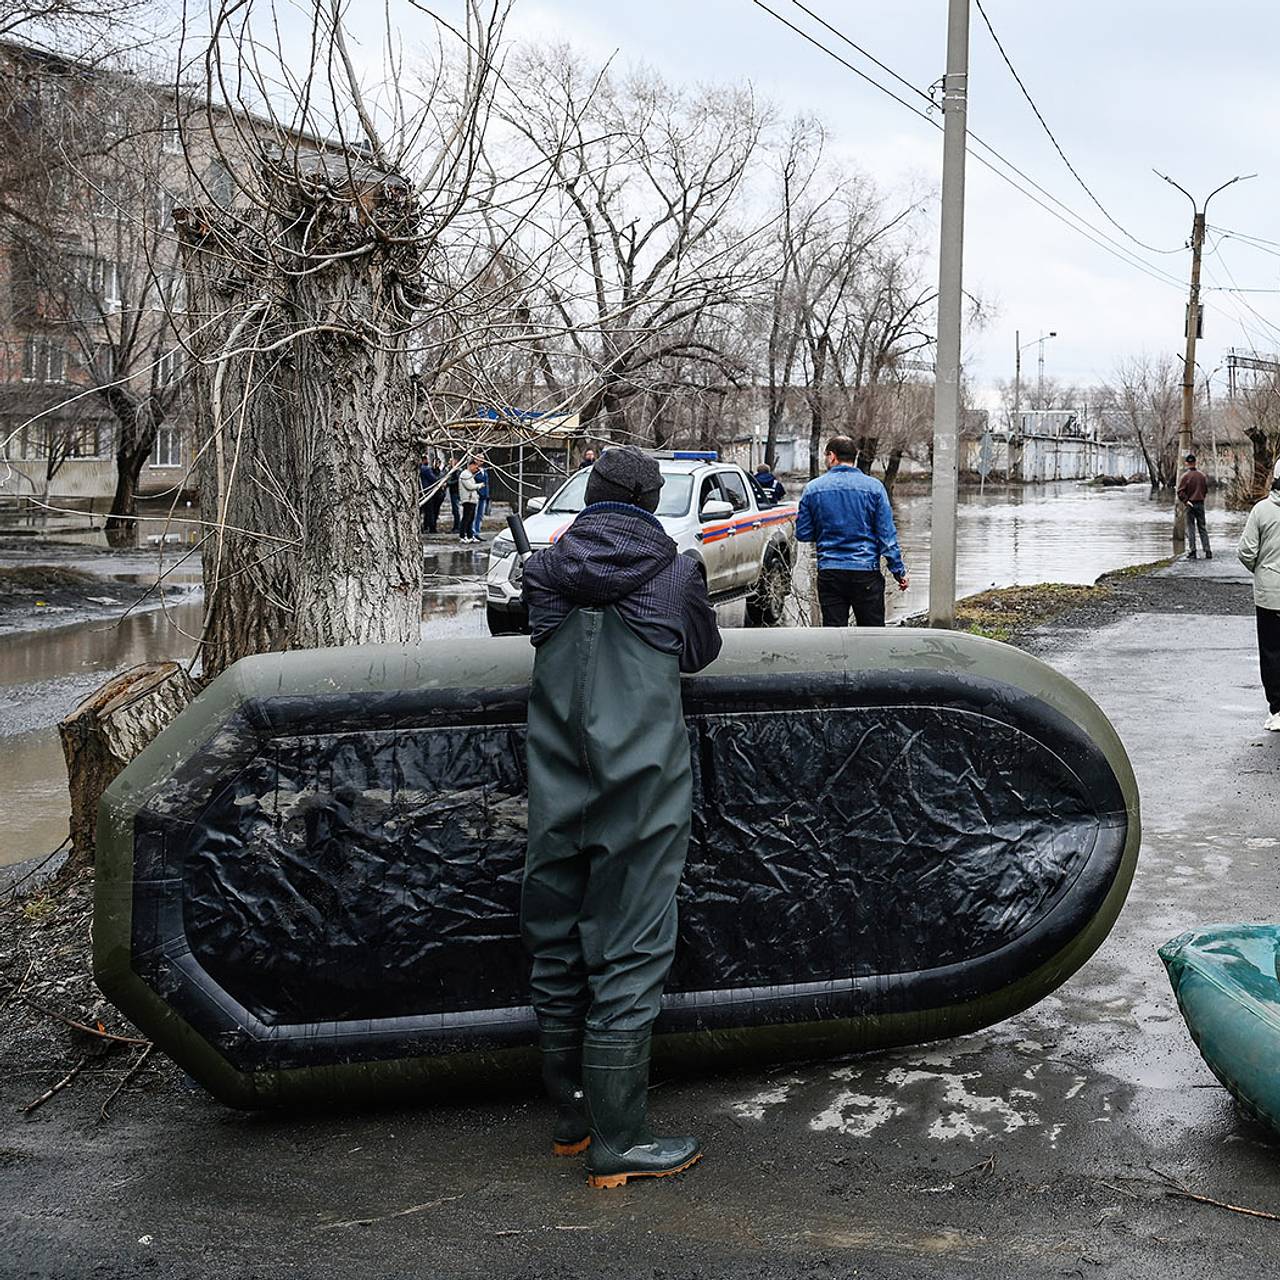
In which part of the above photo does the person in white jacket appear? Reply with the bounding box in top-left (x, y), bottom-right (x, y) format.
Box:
top-left (457, 459), bottom-right (482, 545)
top-left (1238, 458), bottom-right (1280, 730)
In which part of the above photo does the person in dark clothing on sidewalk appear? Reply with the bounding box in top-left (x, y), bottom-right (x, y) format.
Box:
top-left (522, 446), bottom-right (721, 1190)
top-left (418, 457), bottom-right (441, 533)
top-left (444, 455), bottom-right (462, 534)
top-left (1238, 458), bottom-right (1280, 731)
top-left (1178, 453), bottom-right (1212, 559)
top-left (797, 435), bottom-right (908, 627)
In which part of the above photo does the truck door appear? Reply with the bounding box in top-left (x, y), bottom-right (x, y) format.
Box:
top-left (696, 472), bottom-right (738, 595)
top-left (716, 467), bottom-right (762, 588)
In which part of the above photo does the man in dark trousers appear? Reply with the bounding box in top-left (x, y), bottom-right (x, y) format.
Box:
top-left (444, 455), bottom-right (462, 534)
top-left (418, 456), bottom-right (441, 534)
top-left (797, 434), bottom-right (908, 626)
top-left (521, 446), bottom-right (721, 1189)
top-left (1178, 453), bottom-right (1212, 559)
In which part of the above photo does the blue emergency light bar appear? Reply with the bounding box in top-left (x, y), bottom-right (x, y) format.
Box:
top-left (648, 450), bottom-right (719, 461)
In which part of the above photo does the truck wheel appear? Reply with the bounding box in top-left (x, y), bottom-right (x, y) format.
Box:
top-left (486, 604), bottom-right (526, 636)
top-left (745, 556), bottom-right (791, 627)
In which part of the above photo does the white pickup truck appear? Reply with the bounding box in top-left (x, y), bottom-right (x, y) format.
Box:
top-left (484, 451), bottom-right (797, 635)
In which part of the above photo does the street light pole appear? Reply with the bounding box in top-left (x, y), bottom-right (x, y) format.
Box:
top-left (1011, 330), bottom-right (1055, 484)
top-left (1156, 170), bottom-right (1255, 547)
top-left (928, 0), bottom-right (970, 629)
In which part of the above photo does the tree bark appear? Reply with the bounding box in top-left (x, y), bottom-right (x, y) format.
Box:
top-left (280, 174), bottom-right (423, 651)
top-left (58, 662), bottom-right (198, 869)
top-left (883, 446), bottom-right (904, 500)
top-left (177, 209), bottom-right (298, 679)
top-left (103, 460), bottom-right (140, 549)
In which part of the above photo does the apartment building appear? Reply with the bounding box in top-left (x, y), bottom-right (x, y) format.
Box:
top-left (0, 40), bottom-right (304, 510)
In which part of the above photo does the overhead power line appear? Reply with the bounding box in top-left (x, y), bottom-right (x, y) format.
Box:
top-left (972, 0), bottom-right (1184, 256)
top-left (749, 0), bottom-right (1189, 294)
top-left (1209, 225), bottom-right (1280, 260)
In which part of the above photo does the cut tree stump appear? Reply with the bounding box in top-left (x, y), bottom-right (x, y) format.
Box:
top-left (58, 662), bottom-right (198, 867)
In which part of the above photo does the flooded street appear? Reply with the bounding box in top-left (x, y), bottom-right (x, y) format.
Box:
top-left (0, 481), bottom-right (1249, 868)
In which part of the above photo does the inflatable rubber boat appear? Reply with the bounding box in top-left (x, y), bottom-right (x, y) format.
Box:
top-left (1161, 925), bottom-right (1280, 1134)
top-left (94, 627), bottom-right (1140, 1108)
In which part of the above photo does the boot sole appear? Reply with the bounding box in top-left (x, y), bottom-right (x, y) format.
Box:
top-left (552, 1136), bottom-right (591, 1157)
top-left (587, 1152), bottom-right (702, 1189)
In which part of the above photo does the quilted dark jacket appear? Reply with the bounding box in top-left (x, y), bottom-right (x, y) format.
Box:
top-left (523, 502), bottom-right (722, 674)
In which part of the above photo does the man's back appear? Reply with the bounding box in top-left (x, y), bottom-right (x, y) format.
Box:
top-left (1178, 467), bottom-right (1208, 504)
top-left (524, 505), bottom-right (720, 674)
top-left (797, 464), bottom-right (905, 577)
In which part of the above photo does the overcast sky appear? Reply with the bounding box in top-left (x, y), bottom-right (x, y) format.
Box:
top-left (313, 0), bottom-right (1280, 398)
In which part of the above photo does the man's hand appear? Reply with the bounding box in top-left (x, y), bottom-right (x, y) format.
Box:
top-left (896, 574), bottom-right (910, 592)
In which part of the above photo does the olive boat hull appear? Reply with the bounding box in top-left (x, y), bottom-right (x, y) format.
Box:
top-left (94, 627), bottom-right (1141, 1108)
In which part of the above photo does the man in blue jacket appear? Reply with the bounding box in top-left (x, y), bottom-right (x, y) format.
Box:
top-left (797, 435), bottom-right (908, 627)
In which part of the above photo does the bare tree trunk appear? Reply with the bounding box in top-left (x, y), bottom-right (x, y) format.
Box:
top-left (177, 210), bottom-right (297, 679)
top-left (282, 176), bottom-right (423, 650)
top-left (103, 456), bottom-right (141, 548)
top-left (58, 662), bottom-right (197, 869)
top-left (883, 446), bottom-right (903, 498)
top-left (102, 390), bottom-right (162, 549)
top-left (1248, 428), bottom-right (1276, 498)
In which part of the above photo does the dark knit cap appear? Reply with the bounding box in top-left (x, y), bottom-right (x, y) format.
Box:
top-left (584, 446), bottom-right (663, 513)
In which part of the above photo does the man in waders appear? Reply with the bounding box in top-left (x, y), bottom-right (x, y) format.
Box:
top-left (521, 446), bottom-right (722, 1189)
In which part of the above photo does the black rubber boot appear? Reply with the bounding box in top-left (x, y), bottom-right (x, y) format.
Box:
top-left (539, 1022), bottom-right (590, 1156)
top-left (582, 1029), bottom-right (701, 1189)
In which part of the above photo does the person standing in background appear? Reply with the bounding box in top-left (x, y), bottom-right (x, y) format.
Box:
top-left (1238, 458), bottom-right (1280, 731)
top-left (458, 458), bottom-right (481, 545)
top-left (419, 456), bottom-right (440, 534)
top-left (445, 455), bottom-right (462, 534)
top-left (796, 435), bottom-right (908, 627)
top-left (1178, 453), bottom-right (1212, 560)
top-left (754, 461), bottom-right (784, 504)
top-left (471, 455), bottom-right (490, 541)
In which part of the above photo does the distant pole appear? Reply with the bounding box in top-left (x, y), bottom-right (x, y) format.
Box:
top-left (1037, 334), bottom-right (1048, 405)
top-left (1157, 170), bottom-right (1255, 547)
top-left (929, 0), bottom-right (969, 629)
top-left (1011, 328), bottom-right (1021, 482)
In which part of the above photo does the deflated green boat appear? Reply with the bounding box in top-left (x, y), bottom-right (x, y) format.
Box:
top-left (1160, 925), bottom-right (1280, 1134)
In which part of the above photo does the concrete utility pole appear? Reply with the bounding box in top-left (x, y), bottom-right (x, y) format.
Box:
top-left (1010, 330), bottom-right (1054, 483)
top-left (928, 0), bottom-right (969, 629)
top-left (1157, 170), bottom-right (1254, 546)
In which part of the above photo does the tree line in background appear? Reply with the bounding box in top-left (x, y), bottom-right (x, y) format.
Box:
top-left (0, 0), bottom-right (1277, 687)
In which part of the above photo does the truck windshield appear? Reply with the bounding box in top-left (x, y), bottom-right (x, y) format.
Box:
top-left (544, 470), bottom-right (694, 518)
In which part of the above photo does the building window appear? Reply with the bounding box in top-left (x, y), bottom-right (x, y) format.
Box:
top-left (154, 186), bottom-right (177, 228)
top-left (157, 346), bottom-right (182, 386)
top-left (72, 255), bottom-right (122, 314)
top-left (22, 336), bottom-right (66, 384)
top-left (159, 113), bottom-right (183, 154)
top-left (152, 423), bottom-right (182, 468)
top-left (206, 161), bottom-right (234, 207)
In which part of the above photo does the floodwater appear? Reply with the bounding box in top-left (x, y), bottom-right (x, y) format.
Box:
top-left (0, 482), bottom-right (1250, 869)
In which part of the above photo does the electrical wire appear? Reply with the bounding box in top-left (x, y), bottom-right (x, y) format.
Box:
top-left (1207, 248), bottom-right (1280, 341)
top-left (1208, 225), bottom-right (1280, 261)
top-left (750, 0), bottom-right (1189, 294)
top-left (972, 0), bottom-right (1184, 255)
top-left (1211, 224), bottom-right (1280, 252)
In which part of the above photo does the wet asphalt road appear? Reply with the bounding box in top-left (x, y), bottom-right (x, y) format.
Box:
top-left (4, 555), bottom-right (1280, 1278)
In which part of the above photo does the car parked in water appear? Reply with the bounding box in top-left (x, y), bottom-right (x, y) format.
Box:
top-left (484, 451), bottom-right (797, 635)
